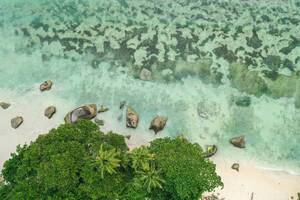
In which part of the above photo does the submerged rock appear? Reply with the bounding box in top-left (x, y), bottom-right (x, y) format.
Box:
top-left (117, 114), bottom-right (123, 121)
top-left (65, 104), bottom-right (97, 124)
top-left (246, 29), bottom-right (262, 49)
top-left (229, 62), bottom-right (267, 97)
top-left (11, 116), bottom-right (23, 129)
top-left (213, 45), bottom-right (237, 63)
top-left (149, 116), bottom-right (168, 134)
top-left (140, 68), bottom-right (152, 81)
top-left (235, 96), bottom-right (251, 107)
top-left (126, 105), bottom-right (139, 128)
top-left (204, 145), bottom-right (217, 158)
top-left (197, 104), bottom-right (209, 119)
top-left (44, 106), bottom-right (56, 119)
top-left (197, 101), bottom-right (220, 119)
top-left (265, 73), bottom-right (298, 99)
top-left (262, 70), bottom-right (278, 81)
top-left (175, 58), bottom-right (213, 81)
top-left (231, 163), bottom-right (240, 172)
top-left (120, 101), bottom-right (126, 109)
top-left (0, 102), bottom-right (11, 109)
top-left (94, 117), bottom-right (104, 126)
top-left (40, 80), bottom-right (52, 91)
top-left (263, 55), bottom-right (281, 71)
top-left (230, 136), bottom-right (245, 148)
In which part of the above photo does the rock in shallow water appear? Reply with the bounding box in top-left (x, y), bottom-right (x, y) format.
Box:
top-left (120, 101), bottom-right (126, 109)
top-left (65, 104), bottom-right (97, 124)
top-left (231, 163), bottom-right (240, 172)
top-left (126, 105), bottom-right (139, 128)
top-left (44, 106), bottom-right (56, 119)
top-left (230, 136), bottom-right (245, 148)
top-left (11, 116), bottom-right (23, 129)
top-left (40, 80), bottom-right (52, 91)
top-left (0, 102), bottom-right (11, 109)
top-left (149, 116), bottom-right (168, 134)
top-left (125, 135), bottom-right (131, 140)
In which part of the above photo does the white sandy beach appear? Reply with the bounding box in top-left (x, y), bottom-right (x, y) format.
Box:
top-left (0, 96), bottom-right (300, 200)
top-left (206, 158), bottom-right (300, 200)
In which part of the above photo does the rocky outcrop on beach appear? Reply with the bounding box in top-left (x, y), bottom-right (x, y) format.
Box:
top-left (65, 104), bottom-right (97, 124)
top-left (149, 116), bottom-right (168, 134)
top-left (40, 80), bottom-right (52, 91)
top-left (230, 136), bottom-right (245, 148)
top-left (126, 105), bottom-right (139, 128)
top-left (231, 163), bottom-right (240, 172)
top-left (11, 116), bottom-right (23, 129)
top-left (44, 106), bottom-right (56, 119)
top-left (139, 68), bottom-right (152, 81)
top-left (0, 102), bottom-right (11, 109)
top-left (204, 145), bottom-right (217, 158)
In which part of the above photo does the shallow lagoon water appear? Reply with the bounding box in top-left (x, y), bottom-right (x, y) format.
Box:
top-left (0, 0), bottom-right (300, 174)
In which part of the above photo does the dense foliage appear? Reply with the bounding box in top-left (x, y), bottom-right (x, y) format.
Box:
top-left (149, 137), bottom-right (223, 200)
top-left (0, 120), bottom-right (223, 200)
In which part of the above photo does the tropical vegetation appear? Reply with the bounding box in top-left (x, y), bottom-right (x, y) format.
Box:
top-left (0, 119), bottom-right (223, 200)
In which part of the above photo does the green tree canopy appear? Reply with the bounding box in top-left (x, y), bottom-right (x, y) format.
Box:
top-left (0, 120), bottom-right (223, 200)
top-left (0, 120), bottom-right (128, 200)
top-left (148, 137), bottom-right (224, 200)
top-left (130, 145), bottom-right (155, 171)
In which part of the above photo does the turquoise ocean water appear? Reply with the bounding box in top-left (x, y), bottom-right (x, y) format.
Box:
top-left (0, 0), bottom-right (300, 173)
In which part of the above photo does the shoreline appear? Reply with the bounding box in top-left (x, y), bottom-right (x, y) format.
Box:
top-left (206, 157), bottom-right (300, 200)
top-left (0, 95), bottom-right (300, 200)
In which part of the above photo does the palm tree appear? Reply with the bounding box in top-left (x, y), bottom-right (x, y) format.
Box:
top-left (135, 164), bottom-right (165, 193)
top-left (130, 145), bottom-right (155, 171)
top-left (94, 144), bottom-right (121, 179)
